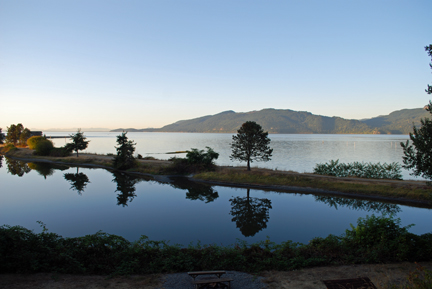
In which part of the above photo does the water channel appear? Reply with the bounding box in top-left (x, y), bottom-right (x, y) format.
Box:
top-left (1, 156), bottom-right (431, 246)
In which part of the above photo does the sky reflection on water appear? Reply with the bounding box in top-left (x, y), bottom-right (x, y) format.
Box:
top-left (1, 157), bottom-right (431, 246)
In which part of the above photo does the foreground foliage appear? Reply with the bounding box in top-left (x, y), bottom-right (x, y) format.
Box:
top-left (401, 45), bottom-right (432, 183)
top-left (314, 159), bottom-right (402, 180)
top-left (0, 215), bottom-right (431, 275)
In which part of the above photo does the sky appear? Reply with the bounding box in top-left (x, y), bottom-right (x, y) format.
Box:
top-left (1, 0), bottom-right (431, 131)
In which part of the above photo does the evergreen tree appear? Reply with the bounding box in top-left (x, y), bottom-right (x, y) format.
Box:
top-left (66, 129), bottom-right (89, 157)
top-left (230, 121), bottom-right (273, 171)
top-left (112, 132), bottom-right (136, 170)
top-left (401, 45), bottom-right (432, 182)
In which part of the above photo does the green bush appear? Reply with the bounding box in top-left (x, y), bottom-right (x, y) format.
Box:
top-left (33, 140), bottom-right (54, 156)
top-left (314, 159), bottom-right (402, 180)
top-left (0, 215), bottom-right (430, 275)
top-left (165, 147), bottom-right (219, 174)
top-left (342, 215), bottom-right (415, 263)
top-left (186, 147), bottom-right (219, 166)
top-left (27, 136), bottom-right (46, 150)
top-left (49, 147), bottom-right (72, 157)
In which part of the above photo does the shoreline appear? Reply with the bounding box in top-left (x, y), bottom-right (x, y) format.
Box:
top-left (2, 147), bottom-right (431, 207)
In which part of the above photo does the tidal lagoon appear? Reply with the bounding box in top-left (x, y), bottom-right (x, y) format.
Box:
top-left (1, 133), bottom-right (431, 246)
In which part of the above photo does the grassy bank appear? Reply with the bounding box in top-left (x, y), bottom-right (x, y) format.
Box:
top-left (1, 215), bottom-right (431, 275)
top-left (195, 168), bottom-right (432, 204)
top-left (3, 146), bottom-right (432, 205)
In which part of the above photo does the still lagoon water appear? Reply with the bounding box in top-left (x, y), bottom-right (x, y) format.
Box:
top-left (1, 133), bottom-right (431, 246)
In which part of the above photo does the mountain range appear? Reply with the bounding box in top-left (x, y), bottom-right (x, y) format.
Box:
top-left (111, 107), bottom-right (430, 134)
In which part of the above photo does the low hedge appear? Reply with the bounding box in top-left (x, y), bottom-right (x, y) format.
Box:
top-left (0, 215), bottom-right (431, 275)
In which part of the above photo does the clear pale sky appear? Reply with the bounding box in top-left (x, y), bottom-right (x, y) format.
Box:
top-left (1, 0), bottom-right (431, 131)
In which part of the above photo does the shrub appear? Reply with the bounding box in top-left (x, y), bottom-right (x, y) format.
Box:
top-left (164, 147), bottom-right (219, 174)
top-left (33, 140), bottom-right (54, 156)
top-left (27, 136), bottom-right (46, 150)
top-left (0, 215), bottom-right (431, 275)
top-left (186, 147), bottom-right (219, 166)
top-left (314, 159), bottom-right (402, 180)
top-left (49, 147), bottom-right (72, 157)
top-left (342, 215), bottom-right (415, 263)
top-left (137, 154), bottom-right (143, 159)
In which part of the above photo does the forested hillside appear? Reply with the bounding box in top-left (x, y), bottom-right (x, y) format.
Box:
top-left (111, 107), bottom-right (429, 134)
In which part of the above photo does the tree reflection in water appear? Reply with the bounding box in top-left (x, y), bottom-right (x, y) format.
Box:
top-left (112, 172), bottom-right (141, 207)
top-left (314, 195), bottom-right (401, 215)
top-left (64, 167), bottom-right (91, 195)
top-left (5, 158), bottom-right (31, 177)
top-left (170, 177), bottom-right (219, 203)
top-left (28, 162), bottom-right (68, 179)
top-left (230, 188), bottom-right (272, 237)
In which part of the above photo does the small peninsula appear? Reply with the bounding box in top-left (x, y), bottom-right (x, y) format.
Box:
top-left (2, 146), bottom-right (431, 208)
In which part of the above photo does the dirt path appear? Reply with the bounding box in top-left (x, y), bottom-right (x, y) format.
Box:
top-left (1, 262), bottom-right (431, 288)
top-left (262, 262), bottom-right (432, 289)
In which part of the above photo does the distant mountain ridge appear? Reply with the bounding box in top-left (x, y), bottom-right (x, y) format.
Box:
top-left (111, 108), bottom-right (430, 134)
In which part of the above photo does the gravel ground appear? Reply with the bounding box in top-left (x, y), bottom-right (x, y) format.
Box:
top-left (161, 271), bottom-right (267, 289)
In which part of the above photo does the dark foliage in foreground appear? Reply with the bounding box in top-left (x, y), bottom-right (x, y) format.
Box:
top-left (1, 215), bottom-right (431, 275)
top-left (401, 45), bottom-right (432, 183)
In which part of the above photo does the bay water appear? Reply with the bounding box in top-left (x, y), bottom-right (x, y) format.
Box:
top-left (48, 132), bottom-right (415, 179)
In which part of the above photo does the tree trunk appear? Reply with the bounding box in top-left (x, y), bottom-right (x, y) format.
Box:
top-left (76, 150), bottom-right (79, 157)
top-left (247, 159), bottom-right (251, 171)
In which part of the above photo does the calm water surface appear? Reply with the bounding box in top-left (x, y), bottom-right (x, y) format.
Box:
top-left (48, 132), bottom-right (415, 179)
top-left (1, 157), bottom-right (431, 246)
